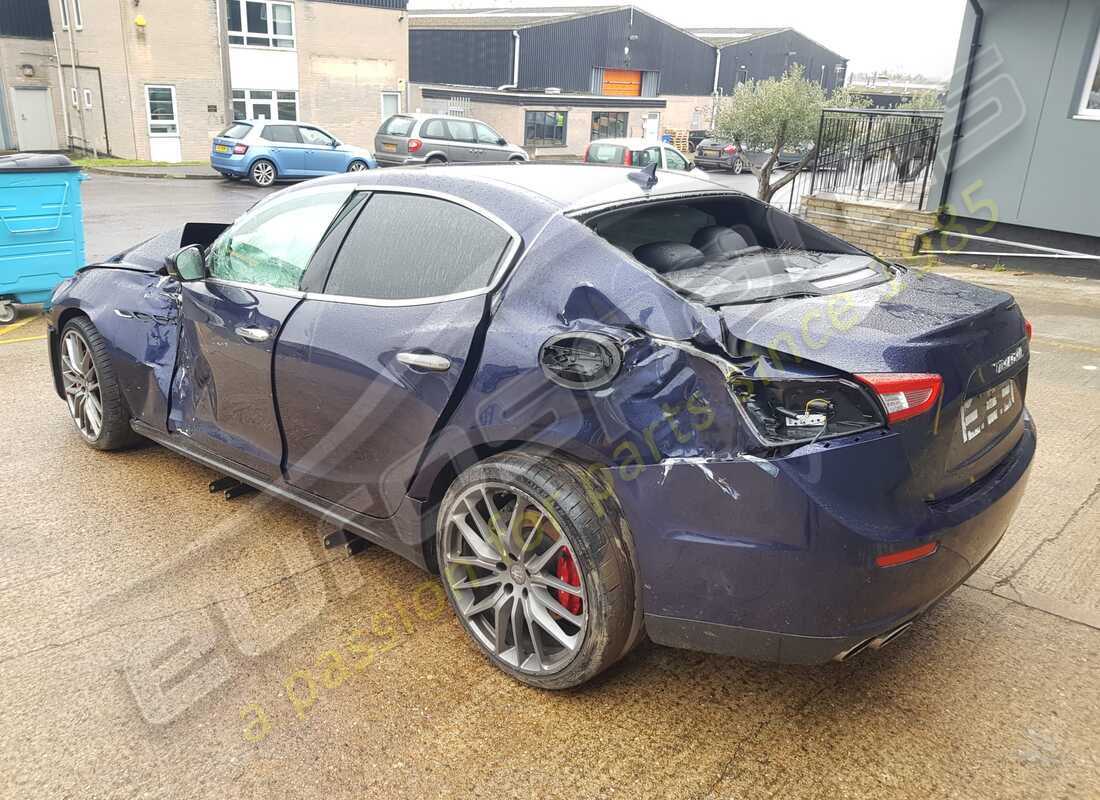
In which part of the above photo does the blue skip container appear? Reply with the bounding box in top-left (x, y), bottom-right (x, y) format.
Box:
top-left (0, 153), bottom-right (86, 323)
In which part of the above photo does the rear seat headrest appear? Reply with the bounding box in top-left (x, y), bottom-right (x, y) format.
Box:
top-left (633, 242), bottom-right (707, 274)
top-left (691, 226), bottom-right (757, 259)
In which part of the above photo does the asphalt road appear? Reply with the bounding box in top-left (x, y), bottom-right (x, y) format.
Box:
top-left (1, 174), bottom-right (1098, 800)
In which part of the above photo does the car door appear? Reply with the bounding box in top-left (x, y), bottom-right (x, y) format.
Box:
top-left (168, 184), bottom-right (355, 477)
top-left (662, 146), bottom-right (692, 172)
top-left (473, 121), bottom-right (509, 162)
top-left (443, 119), bottom-right (481, 163)
top-left (300, 125), bottom-right (345, 175)
top-left (260, 123), bottom-right (306, 176)
top-left (274, 189), bottom-right (518, 517)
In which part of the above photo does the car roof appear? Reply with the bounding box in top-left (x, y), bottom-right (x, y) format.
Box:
top-left (590, 137), bottom-right (669, 148)
top-left (302, 162), bottom-right (732, 216)
top-left (389, 112), bottom-right (482, 124)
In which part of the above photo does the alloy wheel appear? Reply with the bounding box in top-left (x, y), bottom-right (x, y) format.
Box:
top-left (251, 161), bottom-right (275, 186)
top-left (441, 483), bottom-right (588, 674)
top-left (348, 161), bottom-right (368, 172)
top-left (61, 330), bottom-right (103, 441)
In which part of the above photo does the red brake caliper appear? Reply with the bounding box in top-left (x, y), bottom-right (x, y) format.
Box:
top-left (555, 549), bottom-right (583, 614)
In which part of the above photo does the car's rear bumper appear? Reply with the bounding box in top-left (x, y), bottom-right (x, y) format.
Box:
top-left (210, 151), bottom-right (248, 176)
top-left (610, 412), bottom-right (1036, 664)
top-left (694, 155), bottom-right (736, 169)
top-left (374, 152), bottom-right (426, 167)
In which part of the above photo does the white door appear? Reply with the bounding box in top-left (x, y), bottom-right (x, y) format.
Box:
top-left (643, 112), bottom-right (661, 142)
top-left (146, 85), bottom-right (182, 163)
top-left (11, 87), bottom-right (59, 151)
top-left (381, 91), bottom-right (400, 120)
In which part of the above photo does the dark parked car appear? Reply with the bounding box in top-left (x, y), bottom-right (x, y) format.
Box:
top-left (693, 137), bottom-right (748, 173)
top-left (46, 163), bottom-right (1035, 688)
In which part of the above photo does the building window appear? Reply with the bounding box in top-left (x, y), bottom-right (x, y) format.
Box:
top-left (233, 89), bottom-right (298, 121)
top-left (58, 0), bottom-right (83, 30)
top-left (591, 112), bottom-right (628, 141)
top-left (227, 0), bottom-right (294, 49)
top-left (1080, 32), bottom-right (1100, 119)
top-left (525, 111), bottom-right (567, 147)
top-left (83, 88), bottom-right (92, 109)
top-left (146, 86), bottom-right (178, 136)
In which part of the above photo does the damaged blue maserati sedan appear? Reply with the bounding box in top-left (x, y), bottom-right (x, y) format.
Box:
top-left (46, 163), bottom-right (1035, 688)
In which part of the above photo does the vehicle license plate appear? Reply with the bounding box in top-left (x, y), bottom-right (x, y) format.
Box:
top-left (961, 379), bottom-right (1017, 444)
top-left (215, 144), bottom-right (230, 153)
top-left (382, 142), bottom-right (397, 152)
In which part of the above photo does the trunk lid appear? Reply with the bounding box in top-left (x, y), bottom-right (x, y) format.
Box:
top-left (720, 270), bottom-right (1030, 500)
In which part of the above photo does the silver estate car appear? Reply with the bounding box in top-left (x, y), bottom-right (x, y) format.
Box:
top-left (374, 113), bottom-right (529, 166)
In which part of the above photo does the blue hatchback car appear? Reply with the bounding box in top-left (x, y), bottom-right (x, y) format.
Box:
top-left (210, 120), bottom-right (377, 186)
top-left (45, 163), bottom-right (1035, 689)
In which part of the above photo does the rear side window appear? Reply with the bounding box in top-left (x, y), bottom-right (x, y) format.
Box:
top-left (219, 123), bottom-right (252, 139)
top-left (262, 124), bottom-right (299, 143)
top-left (586, 143), bottom-right (626, 163)
top-left (421, 118), bottom-right (449, 139)
top-left (382, 116), bottom-right (415, 136)
top-left (325, 193), bottom-right (512, 301)
top-left (446, 119), bottom-right (476, 142)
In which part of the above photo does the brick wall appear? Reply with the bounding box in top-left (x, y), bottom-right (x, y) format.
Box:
top-left (296, 1), bottom-right (408, 149)
top-left (802, 195), bottom-right (939, 259)
top-left (55, 0), bottom-right (227, 160)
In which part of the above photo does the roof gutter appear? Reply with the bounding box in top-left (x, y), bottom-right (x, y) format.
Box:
top-left (938, 0), bottom-right (984, 212)
top-left (497, 29), bottom-right (520, 91)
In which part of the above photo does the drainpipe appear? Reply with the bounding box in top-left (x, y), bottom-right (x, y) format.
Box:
top-left (497, 29), bottom-right (520, 91)
top-left (712, 47), bottom-right (721, 94)
top-left (938, 0), bottom-right (984, 212)
top-left (52, 32), bottom-right (72, 148)
top-left (64, 0), bottom-right (92, 156)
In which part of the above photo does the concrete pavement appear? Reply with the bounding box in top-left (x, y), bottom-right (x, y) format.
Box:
top-left (0, 175), bottom-right (1097, 800)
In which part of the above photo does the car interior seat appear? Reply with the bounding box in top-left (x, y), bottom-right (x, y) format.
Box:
top-left (691, 226), bottom-right (763, 260)
top-left (632, 242), bottom-right (707, 274)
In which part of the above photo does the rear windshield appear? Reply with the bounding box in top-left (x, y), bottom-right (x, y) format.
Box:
top-left (381, 116), bottom-right (415, 136)
top-left (698, 138), bottom-right (730, 148)
top-left (588, 197), bottom-right (891, 306)
top-left (219, 123), bottom-right (252, 140)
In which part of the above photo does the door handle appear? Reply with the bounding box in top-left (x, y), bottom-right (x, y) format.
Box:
top-left (396, 352), bottom-right (451, 372)
top-left (235, 325), bottom-right (271, 342)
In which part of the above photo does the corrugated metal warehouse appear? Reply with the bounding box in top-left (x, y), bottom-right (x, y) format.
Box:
top-left (408, 5), bottom-right (847, 157)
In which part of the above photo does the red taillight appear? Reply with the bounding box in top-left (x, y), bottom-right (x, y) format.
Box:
top-left (1025, 319), bottom-right (1033, 340)
top-left (408, 138), bottom-right (423, 154)
top-left (875, 541), bottom-right (938, 568)
top-left (623, 149), bottom-right (633, 166)
top-left (724, 144), bottom-right (738, 154)
top-left (855, 373), bottom-right (943, 424)
top-left (233, 143), bottom-right (248, 155)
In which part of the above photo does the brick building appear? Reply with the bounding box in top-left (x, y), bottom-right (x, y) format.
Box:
top-left (46, 0), bottom-right (409, 161)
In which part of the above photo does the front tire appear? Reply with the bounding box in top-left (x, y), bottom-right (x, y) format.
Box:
top-left (59, 317), bottom-right (142, 451)
top-left (436, 452), bottom-right (639, 689)
top-left (249, 159), bottom-right (277, 187)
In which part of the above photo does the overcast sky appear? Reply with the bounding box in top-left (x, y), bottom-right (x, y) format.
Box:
top-left (407, 0), bottom-right (969, 80)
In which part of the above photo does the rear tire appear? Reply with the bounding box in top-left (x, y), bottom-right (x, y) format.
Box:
top-left (59, 317), bottom-right (143, 451)
top-left (249, 159), bottom-right (277, 187)
top-left (731, 157), bottom-right (745, 175)
top-left (436, 451), bottom-right (639, 689)
top-left (347, 160), bottom-right (369, 172)
top-left (425, 155), bottom-right (446, 166)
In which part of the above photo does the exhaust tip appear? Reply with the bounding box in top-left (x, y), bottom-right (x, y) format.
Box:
top-left (870, 621), bottom-right (914, 651)
top-left (834, 637), bottom-right (874, 662)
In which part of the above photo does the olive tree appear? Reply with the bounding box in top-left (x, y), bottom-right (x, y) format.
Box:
top-left (897, 90), bottom-right (945, 111)
top-left (715, 66), bottom-right (869, 203)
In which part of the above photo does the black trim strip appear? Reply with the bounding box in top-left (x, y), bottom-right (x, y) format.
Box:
top-left (420, 87), bottom-right (667, 109)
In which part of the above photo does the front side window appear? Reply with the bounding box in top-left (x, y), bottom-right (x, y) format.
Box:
top-left (299, 127), bottom-right (335, 147)
top-left (146, 86), bottom-right (178, 136)
top-left (227, 0), bottom-right (294, 48)
top-left (1080, 32), bottom-right (1100, 118)
top-left (233, 89), bottom-right (297, 121)
top-left (475, 122), bottom-right (502, 145)
top-left (591, 112), bottom-right (628, 141)
top-left (325, 193), bottom-right (512, 301)
top-left (664, 148), bottom-right (689, 171)
top-left (208, 187), bottom-right (352, 290)
top-left (525, 111), bottom-right (567, 146)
